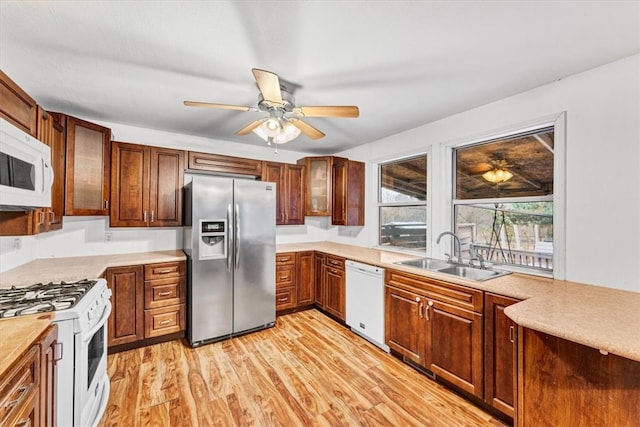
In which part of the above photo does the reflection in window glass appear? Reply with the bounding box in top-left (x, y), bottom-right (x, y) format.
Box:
top-left (453, 127), bottom-right (554, 273)
top-left (379, 155), bottom-right (427, 250)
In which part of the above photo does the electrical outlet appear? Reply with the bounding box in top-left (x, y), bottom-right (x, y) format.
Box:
top-left (104, 232), bottom-right (113, 243)
top-left (13, 238), bottom-right (21, 250)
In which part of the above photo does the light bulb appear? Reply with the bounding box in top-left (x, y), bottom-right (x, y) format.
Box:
top-left (262, 118), bottom-right (281, 138)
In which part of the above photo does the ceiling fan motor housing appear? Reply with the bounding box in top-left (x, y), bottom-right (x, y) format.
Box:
top-left (258, 91), bottom-right (295, 112)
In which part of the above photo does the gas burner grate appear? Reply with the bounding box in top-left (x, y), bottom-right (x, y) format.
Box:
top-left (0, 279), bottom-right (97, 318)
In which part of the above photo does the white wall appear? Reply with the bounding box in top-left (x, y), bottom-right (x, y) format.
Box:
top-left (2, 55), bottom-right (638, 293)
top-left (334, 54), bottom-right (640, 292)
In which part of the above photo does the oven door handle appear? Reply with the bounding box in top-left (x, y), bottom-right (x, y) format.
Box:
top-left (82, 300), bottom-right (112, 344)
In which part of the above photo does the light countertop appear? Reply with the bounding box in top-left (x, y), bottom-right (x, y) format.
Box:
top-left (277, 241), bottom-right (640, 362)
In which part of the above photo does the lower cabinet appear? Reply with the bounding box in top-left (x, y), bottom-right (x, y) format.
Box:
top-left (322, 255), bottom-right (346, 320)
top-left (106, 261), bottom-right (186, 350)
top-left (275, 251), bottom-right (315, 312)
top-left (0, 324), bottom-right (58, 427)
top-left (484, 292), bottom-right (519, 418)
top-left (384, 269), bottom-right (484, 398)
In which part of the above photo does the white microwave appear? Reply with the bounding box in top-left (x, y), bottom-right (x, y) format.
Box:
top-left (0, 117), bottom-right (53, 210)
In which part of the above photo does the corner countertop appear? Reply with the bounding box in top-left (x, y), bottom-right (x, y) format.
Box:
top-left (0, 313), bottom-right (54, 377)
top-left (0, 250), bottom-right (186, 288)
top-left (277, 241), bottom-right (640, 362)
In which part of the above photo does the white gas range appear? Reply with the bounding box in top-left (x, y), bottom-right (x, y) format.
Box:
top-left (0, 279), bottom-right (112, 427)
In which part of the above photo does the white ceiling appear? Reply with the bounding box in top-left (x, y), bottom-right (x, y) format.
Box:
top-left (1, 1), bottom-right (638, 155)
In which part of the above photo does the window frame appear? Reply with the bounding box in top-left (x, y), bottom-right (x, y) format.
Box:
top-left (444, 112), bottom-right (566, 279)
top-left (377, 152), bottom-right (430, 253)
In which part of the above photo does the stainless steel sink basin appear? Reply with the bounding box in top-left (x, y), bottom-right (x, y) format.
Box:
top-left (394, 257), bottom-right (511, 281)
top-left (395, 258), bottom-right (451, 270)
top-left (436, 266), bottom-right (510, 281)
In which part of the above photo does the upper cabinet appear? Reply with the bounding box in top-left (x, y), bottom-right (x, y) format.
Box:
top-left (0, 70), bottom-right (37, 136)
top-left (331, 158), bottom-right (365, 226)
top-left (110, 141), bottom-right (184, 227)
top-left (187, 151), bottom-right (262, 177)
top-left (261, 161), bottom-right (305, 225)
top-left (35, 108), bottom-right (65, 233)
top-left (298, 156), bottom-right (365, 226)
top-left (64, 115), bottom-right (111, 216)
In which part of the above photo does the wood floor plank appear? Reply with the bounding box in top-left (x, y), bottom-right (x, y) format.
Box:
top-left (98, 309), bottom-right (509, 427)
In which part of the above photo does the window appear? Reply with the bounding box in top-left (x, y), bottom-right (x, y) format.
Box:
top-left (379, 155), bottom-right (428, 250)
top-left (453, 127), bottom-right (555, 273)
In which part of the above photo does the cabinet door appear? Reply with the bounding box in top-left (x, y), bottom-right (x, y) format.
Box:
top-left (303, 157), bottom-right (332, 216)
top-left (35, 108), bottom-right (65, 233)
top-left (484, 293), bottom-right (519, 417)
top-left (314, 253), bottom-right (325, 307)
top-left (106, 265), bottom-right (144, 347)
top-left (65, 116), bottom-right (111, 215)
top-left (428, 299), bottom-right (483, 397)
top-left (110, 142), bottom-right (149, 227)
top-left (384, 285), bottom-right (426, 365)
top-left (149, 147), bottom-right (184, 227)
top-left (331, 158), bottom-right (348, 225)
top-left (39, 325), bottom-right (58, 427)
top-left (323, 264), bottom-right (345, 320)
top-left (261, 162), bottom-right (285, 225)
top-left (0, 70), bottom-right (37, 136)
top-left (284, 164), bottom-right (305, 225)
top-left (296, 251), bottom-right (314, 306)
top-left (188, 151), bottom-right (262, 177)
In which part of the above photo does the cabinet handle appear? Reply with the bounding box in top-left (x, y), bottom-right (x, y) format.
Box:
top-left (104, 200), bottom-right (109, 210)
top-left (280, 276), bottom-right (290, 280)
top-left (425, 300), bottom-right (433, 321)
top-left (15, 418), bottom-right (31, 427)
top-left (159, 320), bottom-right (172, 325)
top-left (277, 257), bottom-right (290, 262)
top-left (49, 211), bottom-right (55, 222)
top-left (156, 269), bottom-right (173, 274)
top-left (278, 297), bottom-right (288, 302)
top-left (7, 385), bottom-right (29, 406)
top-left (331, 269), bottom-right (338, 274)
top-left (284, 213), bottom-right (288, 222)
top-left (158, 291), bottom-right (172, 296)
top-left (151, 210), bottom-right (155, 222)
top-left (509, 325), bottom-right (515, 343)
top-left (143, 211), bottom-right (147, 222)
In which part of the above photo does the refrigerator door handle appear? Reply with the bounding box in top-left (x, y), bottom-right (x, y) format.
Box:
top-left (227, 203), bottom-right (232, 272)
top-left (235, 203), bottom-right (240, 270)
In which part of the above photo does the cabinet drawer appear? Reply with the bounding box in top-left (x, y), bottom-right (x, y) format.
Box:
top-left (276, 286), bottom-right (297, 311)
top-left (144, 261), bottom-right (185, 280)
top-left (385, 269), bottom-right (483, 312)
top-left (325, 255), bottom-right (345, 270)
top-left (0, 345), bottom-right (39, 426)
top-left (275, 253), bottom-right (296, 265)
top-left (276, 265), bottom-right (295, 288)
top-left (144, 277), bottom-right (186, 309)
top-left (144, 304), bottom-right (186, 338)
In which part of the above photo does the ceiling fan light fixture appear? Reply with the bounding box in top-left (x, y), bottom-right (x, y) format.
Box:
top-left (262, 117), bottom-right (281, 137)
top-left (482, 168), bottom-right (513, 183)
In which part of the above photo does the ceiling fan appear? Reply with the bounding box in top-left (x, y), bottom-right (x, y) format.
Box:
top-left (184, 68), bottom-right (359, 147)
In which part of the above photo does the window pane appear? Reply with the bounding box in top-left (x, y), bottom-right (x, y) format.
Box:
top-left (455, 128), bottom-right (554, 200)
top-left (380, 206), bottom-right (426, 250)
top-left (380, 156), bottom-right (427, 203)
top-left (454, 202), bottom-right (553, 271)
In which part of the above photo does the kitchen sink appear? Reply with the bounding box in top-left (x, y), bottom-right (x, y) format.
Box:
top-left (395, 258), bottom-right (451, 271)
top-left (395, 257), bottom-right (511, 281)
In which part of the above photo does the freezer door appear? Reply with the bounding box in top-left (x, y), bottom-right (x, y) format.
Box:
top-left (232, 179), bottom-right (276, 334)
top-left (188, 174), bottom-right (234, 345)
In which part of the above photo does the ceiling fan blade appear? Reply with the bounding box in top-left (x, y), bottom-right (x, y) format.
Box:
top-left (184, 101), bottom-right (256, 112)
top-left (290, 119), bottom-right (325, 140)
top-left (251, 68), bottom-right (283, 105)
top-left (292, 106), bottom-right (360, 118)
top-left (235, 120), bottom-right (263, 136)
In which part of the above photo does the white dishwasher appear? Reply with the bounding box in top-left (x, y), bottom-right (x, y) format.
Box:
top-left (345, 260), bottom-right (389, 352)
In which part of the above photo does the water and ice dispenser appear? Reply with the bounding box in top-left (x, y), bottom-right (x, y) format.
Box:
top-left (198, 219), bottom-right (227, 260)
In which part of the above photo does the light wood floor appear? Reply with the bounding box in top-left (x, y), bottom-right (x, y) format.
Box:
top-left (98, 309), bottom-right (509, 427)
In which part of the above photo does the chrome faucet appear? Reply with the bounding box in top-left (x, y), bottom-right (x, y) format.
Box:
top-left (436, 231), bottom-right (463, 264)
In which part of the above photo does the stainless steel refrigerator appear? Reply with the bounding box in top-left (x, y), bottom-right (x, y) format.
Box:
top-left (183, 173), bottom-right (276, 346)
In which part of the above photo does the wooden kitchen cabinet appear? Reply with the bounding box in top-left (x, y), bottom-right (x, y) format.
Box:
top-left (0, 323), bottom-right (58, 427)
top-left (187, 151), bottom-right (262, 177)
top-left (110, 141), bottom-right (184, 227)
top-left (322, 255), bottom-right (346, 321)
top-left (384, 269), bottom-right (484, 398)
top-left (276, 252), bottom-right (297, 311)
top-left (65, 115), bottom-right (111, 216)
top-left (484, 293), bottom-right (519, 418)
top-left (106, 265), bottom-right (144, 347)
top-left (0, 69), bottom-right (37, 136)
top-left (331, 157), bottom-right (365, 226)
top-left (296, 251), bottom-right (315, 306)
top-left (261, 161), bottom-right (305, 225)
top-left (0, 108), bottom-right (66, 236)
top-left (314, 252), bottom-right (325, 307)
top-left (297, 156), bottom-right (334, 216)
